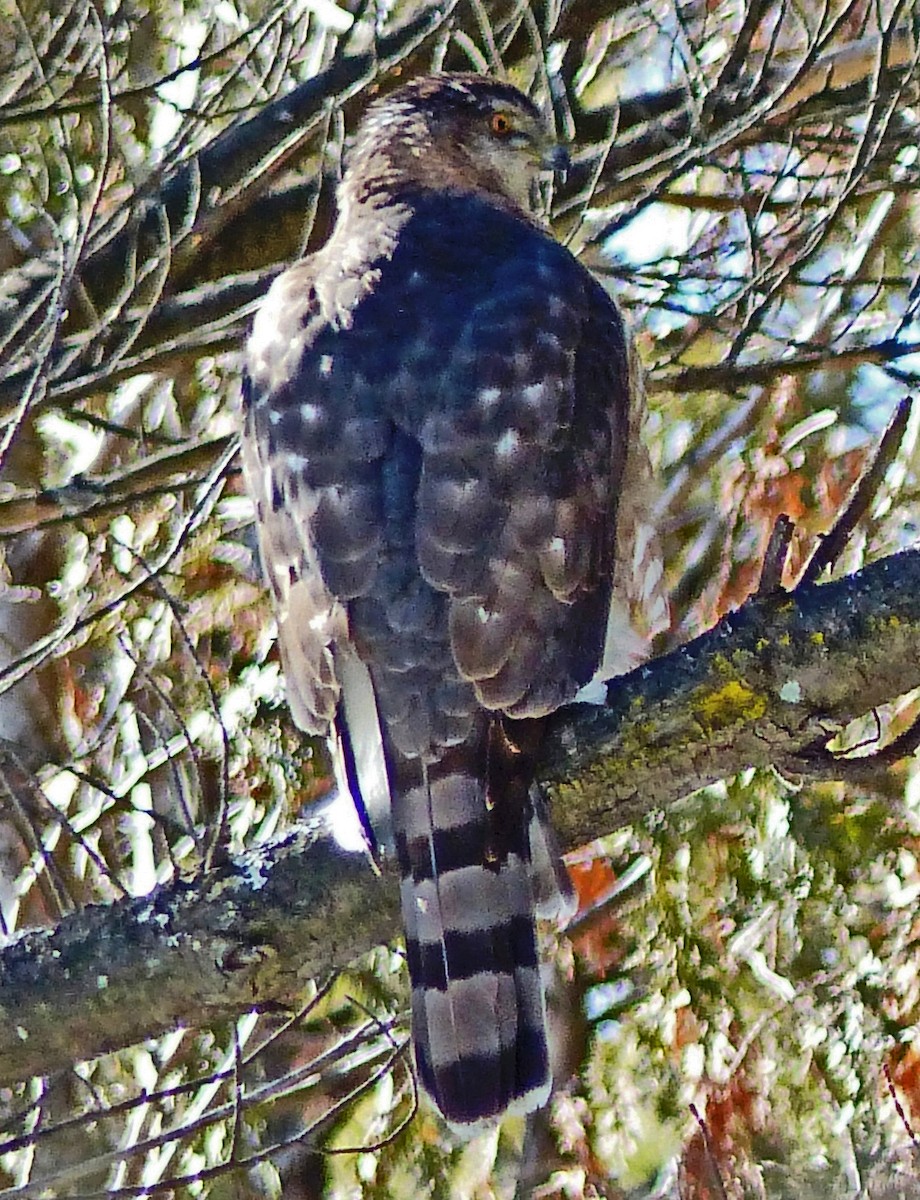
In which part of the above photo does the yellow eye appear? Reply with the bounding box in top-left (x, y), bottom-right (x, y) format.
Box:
top-left (489, 111), bottom-right (514, 136)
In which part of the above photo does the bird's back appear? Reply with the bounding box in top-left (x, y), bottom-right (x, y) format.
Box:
top-left (243, 178), bottom-right (631, 1126)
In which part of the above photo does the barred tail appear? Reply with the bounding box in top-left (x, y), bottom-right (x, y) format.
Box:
top-left (391, 757), bottom-right (551, 1126)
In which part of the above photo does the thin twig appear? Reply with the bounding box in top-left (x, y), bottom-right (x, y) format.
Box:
top-left (757, 514), bottom-right (796, 594)
top-left (884, 1062), bottom-right (920, 1150)
top-left (688, 1102), bottom-right (730, 1200)
top-left (791, 711), bottom-right (920, 782)
top-left (798, 396), bottom-right (913, 586)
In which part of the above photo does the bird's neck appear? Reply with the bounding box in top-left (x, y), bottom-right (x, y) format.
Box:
top-left (339, 135), bottom-right (530, 219)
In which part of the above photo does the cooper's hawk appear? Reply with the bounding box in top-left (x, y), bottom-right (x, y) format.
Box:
top-left (242, 74), bottom-right (638, 1126)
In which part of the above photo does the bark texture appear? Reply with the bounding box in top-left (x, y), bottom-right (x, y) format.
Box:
top-left (2, 548), bottom-right (919, 1082)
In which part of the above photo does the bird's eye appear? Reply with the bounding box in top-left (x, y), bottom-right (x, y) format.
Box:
top-left (489, 111), bottom-right (514, 136)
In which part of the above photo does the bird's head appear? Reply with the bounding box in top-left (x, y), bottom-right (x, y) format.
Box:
top-left (344, 74), bottom-right (569, 215)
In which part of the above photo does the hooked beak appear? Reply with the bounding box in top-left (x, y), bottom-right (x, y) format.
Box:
top-left (540, 142), bottom-right (571, 182)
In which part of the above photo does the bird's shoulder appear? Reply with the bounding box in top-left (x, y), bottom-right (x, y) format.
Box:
top-left (244, 190), bottom-right (628, 425)
top-left (269, 192), bottom-right (609, 323)
top-left (362, 191), bottom-right (606, 303)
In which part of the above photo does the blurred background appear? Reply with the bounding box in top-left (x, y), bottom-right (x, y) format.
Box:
top-left (1, 0), bottom-right (920, 1194)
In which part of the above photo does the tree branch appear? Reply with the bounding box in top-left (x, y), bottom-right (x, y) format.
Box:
top-left (4, 548), bottom-right (920, 1083)
top-left (2, 19), bottom-right (915, 421)
top-left (647, 339), bottom-right (920, 395)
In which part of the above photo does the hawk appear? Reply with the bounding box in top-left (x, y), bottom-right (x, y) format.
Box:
top-left (242, 74), bottom-right (638, 1126)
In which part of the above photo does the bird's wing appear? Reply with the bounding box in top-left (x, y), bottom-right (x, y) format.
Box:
top-left (240, 195), bottom-right (636, 1126)
top-left (409, 208), bottom-right (634, 718)
top-left (241, 258), bottom-right (389, 739)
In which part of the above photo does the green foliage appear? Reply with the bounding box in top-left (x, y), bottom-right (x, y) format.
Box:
top-left (1, 0), bottom-right (919, 1195)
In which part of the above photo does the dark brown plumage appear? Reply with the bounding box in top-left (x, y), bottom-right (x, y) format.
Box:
top-left (241, 74), bottom-right (635, 1125)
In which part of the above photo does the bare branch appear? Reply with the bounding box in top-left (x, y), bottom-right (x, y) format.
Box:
top-left (798, 396), bottom-right (912, 585)
top-left (4, 547), bottom-right (920, 1082)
